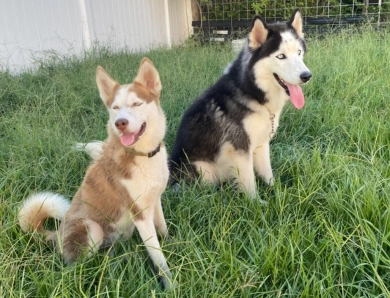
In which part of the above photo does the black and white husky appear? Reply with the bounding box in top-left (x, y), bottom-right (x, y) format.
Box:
top-left (170, 9), bottom-right (312, 199)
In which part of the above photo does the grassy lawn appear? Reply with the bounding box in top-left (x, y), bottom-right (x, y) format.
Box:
top-left (1, 26), bottom-right (390, 297)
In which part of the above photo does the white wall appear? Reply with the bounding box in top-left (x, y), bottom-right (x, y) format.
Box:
top-left (0, 0), bottom-right (192, 73)
top-left (168, 0), bottom-right (193, 46)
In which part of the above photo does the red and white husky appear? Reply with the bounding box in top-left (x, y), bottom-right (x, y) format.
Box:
top-left (18, 58), bottom-right (173, 289)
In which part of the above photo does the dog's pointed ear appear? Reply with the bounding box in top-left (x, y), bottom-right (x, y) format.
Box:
top-left (248, 16), bottom-right (268, 50)
top-left (289, 9), bottom-right (304, 39)
top-left (96, 66), bottom-right (119, 107)
top-left (134, 58), bottom-right (161, 96)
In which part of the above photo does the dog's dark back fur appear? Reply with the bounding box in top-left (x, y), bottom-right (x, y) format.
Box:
top-left (170, 77), bottom-right (252, 180)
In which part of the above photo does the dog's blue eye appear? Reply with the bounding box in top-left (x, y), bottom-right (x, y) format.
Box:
top-left (276, 54), bottom-right (286, 59)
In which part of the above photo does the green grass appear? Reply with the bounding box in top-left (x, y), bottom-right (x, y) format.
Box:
top-left (1, 26), bottom-right (390, 297)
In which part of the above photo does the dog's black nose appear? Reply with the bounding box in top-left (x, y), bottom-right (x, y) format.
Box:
top-left (115, 118), bottom-right (128, 131)
top-left (300, 71), bottom-right (312, 83)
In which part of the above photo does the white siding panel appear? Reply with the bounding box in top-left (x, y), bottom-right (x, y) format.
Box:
top-left (169, 0), bottom-right (193, 45)
top-left (0, 0), bottom-right (192, 72)
top-left (0, 0), bottom-right (83, 71)
top-left (88, 0), bottom-right (168, 51)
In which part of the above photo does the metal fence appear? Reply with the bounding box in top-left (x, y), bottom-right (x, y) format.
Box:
top-left (192, 0), bottom-right (390, 40)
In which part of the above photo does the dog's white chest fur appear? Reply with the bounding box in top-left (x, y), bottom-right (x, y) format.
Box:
top-left (121, 148), bottom-right (169, 202)
top-left (243, 100), bottom-right (284, 149)
top-left (111, 148), bottom-right (169, 236)
top-left (244, 110), bottom-right (274, 148)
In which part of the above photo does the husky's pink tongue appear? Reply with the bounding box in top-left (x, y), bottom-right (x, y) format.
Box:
top-left (120, 133), bottom-right (136, 146)
top-left (286, 83), bottom-right (305, 109)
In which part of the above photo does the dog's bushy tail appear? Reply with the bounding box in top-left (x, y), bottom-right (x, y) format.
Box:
top-left (18, 192), bottom-right (70, 233)
top-left (73, 141), bottom-right (104, 160)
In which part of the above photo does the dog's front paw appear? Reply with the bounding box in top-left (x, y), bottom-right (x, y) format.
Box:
top-left (245, 191), bottom-right (268, 205)
top-left (256, 195), bottom-right (268, 205)
top-left (260, 174), bottom-right (274, 186)
top-left (158, 271), bottom-right (177, 291)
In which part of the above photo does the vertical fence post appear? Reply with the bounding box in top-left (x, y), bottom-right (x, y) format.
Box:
top-left (164, 0), bottom-right (172, 48)
top-left (79, 0), bottom-right (91, 50)
top-left (363, 0), bottom-right (368, 15)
